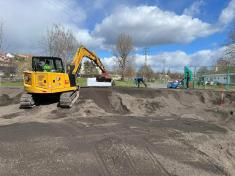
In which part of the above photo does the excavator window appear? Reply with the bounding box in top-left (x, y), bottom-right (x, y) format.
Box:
top-left (32, 57), bottom-right (65, 73)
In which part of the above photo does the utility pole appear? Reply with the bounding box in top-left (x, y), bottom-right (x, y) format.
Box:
top-left (143, 47), bottom-right (148, 66)
top-left (163, 59), bottom-right (166, 74)
top-left (142, 47), bottom-right (149, 78)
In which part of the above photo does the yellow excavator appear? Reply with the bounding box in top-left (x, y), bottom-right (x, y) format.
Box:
top-left (20, 46), bottom-right (112, 108)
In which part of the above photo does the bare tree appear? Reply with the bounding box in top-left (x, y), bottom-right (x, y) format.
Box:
top-left (83, 60), bottom-right (99, 76)
top-left (42, 24), bottom-right (79, 67)
top-left (125, 56), bottom-right (136, 78)
top-left (223, 27), bottom-right (235, 64)
top-left (0, 20), bottom-right (4, 52)
top-left (137, 64), bottom-right (154, 81)
top-left (114, 33), bottom-right (133, 80)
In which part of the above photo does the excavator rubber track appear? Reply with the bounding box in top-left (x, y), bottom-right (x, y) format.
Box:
top-left (59, 88), bottom-right (80, 108)
top-left (20, 93), bottom-right (35, 108)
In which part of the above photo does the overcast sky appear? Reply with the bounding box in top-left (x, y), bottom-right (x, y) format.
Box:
top-left (0, 0), bottom-right (235, 70)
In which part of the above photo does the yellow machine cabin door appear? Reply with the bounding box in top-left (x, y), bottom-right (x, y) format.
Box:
top-left (35, 72), bottom-right (67, 93)
top-left (35, 72), bottom-right (48, 90)
top-left (50, 73), bottom-right (65, 91)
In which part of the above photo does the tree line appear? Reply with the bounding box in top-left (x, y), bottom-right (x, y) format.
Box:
top-left (0, 22), bottom-right (156, 80)
top-left (3, 21), bottom-right (235, 81)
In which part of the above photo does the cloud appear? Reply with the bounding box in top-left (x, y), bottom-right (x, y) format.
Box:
top-left (219, 0), bottom-right (235, 26)
top-left (101, 56), bottom-right (116, 69)
top-left (190, 47), bottom-right (225, 66)
top-left (134, 51), bottom-right (191, 72)
top-left (73, 28), bottom-right (104, 49)
top-left (103, 47), bottom-right (226, 72)
top-left (93, 6), bottom-right (217, 47)
top-left (0, 0), bottom-right (86, 53)
top-left (183, 0), bottom-right (205, 17)
top-left (0, 1), bottom-right (232, 54)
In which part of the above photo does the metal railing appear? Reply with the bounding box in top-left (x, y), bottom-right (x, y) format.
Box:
top-left (147, 65), bottom-right (235, 91)
top-left (1, 65), bottom-right (235, 91)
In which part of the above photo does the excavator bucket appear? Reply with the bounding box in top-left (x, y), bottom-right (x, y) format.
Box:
top-left (96, 75), bottom-right (112, 82)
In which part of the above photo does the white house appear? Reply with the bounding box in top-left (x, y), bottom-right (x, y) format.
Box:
top-left (202, 73), bottom-right (235, 85)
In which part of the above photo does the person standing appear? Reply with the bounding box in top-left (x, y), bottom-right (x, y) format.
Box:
top-left (186, 71), bottom-right (190, 89)
top-left (135, 77), bottom-right (147, 88)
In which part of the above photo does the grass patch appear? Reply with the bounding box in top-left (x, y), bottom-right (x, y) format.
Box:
top-left (76, 77), bottom-right (87, 87)
top-left (114, 80), bottom-right (137, 87)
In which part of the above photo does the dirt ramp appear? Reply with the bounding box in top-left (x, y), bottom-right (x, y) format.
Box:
top-left (0, 87), bottom-right (23, 106)
top-left (79, 88), bottom-right (167, 115)
top-left (0, 87), bottom-right (234, 124)
top-left (78, 88), bottom-right (235, 119)
top-left (79, 88), bottom-right (113, 113)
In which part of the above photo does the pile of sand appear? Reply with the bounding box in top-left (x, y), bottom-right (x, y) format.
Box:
top-left (76, 88), bottom-right (235, 120)
top-left (1, 87), bottom-right (234, 123)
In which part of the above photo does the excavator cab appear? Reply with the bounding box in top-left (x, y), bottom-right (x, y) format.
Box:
top-left (32, 57), bottom-right (65, 73)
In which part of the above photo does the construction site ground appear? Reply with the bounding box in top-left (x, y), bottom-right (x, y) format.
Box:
top-left (0, 87), bottom-right (235, 176)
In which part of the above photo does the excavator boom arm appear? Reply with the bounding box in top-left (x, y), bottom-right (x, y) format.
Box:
top-left (71, 46), bottom-right (106, 75)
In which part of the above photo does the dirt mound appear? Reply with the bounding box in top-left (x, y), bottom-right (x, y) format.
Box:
top-left (77, 88), bottom-right (235, 118)
top-left (0, 87), bottom-right (23, 106)
top-left (1, 87), bottom-right (235, 128)
top-left (0, 93), bottom-right (23, 106)
top-left (1, 87), bottom-right (234, 121)
top-left (0, 94), bottom-right (12, 106)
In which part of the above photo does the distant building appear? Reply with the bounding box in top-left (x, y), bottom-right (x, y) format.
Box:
top-left (6, 53), bottom-right (14, 58)
top-left (0, 53), bottom-right (16, 76)
top-left (0, 53), bottom-right (10, 65)
top-left (202, 73), bottom-right (235, 85)
top-left (216, 59), bottom-right (229, 66)
top-left (15, 54), bottom-right (32, 59)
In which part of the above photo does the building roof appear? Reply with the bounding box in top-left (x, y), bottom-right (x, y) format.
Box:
top-left (6, 53), bottom-right (14, 58)
top-left (15, 54), bottom-right (32, 59)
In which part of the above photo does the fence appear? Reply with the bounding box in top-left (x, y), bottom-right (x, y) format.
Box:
top-left (147, 65), bottom-right (235, 91)
top-left (1, 65), bottom-right (235, 91)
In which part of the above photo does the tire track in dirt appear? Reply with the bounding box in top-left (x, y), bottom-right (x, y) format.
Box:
top-left (95, 136), bottom-right (138, 176)
top-left (142, 142), bottom-right (172, 176)
top-left (117, 143), bottom-right (141, 176)
top-left (144, 135), bottom-right (229, 176)
top-left (57, 119), bottom-right (139, 176)
top-left (118, 134), bottom-right (171, 176)
top-left (177, 138), bottom-right (229, 176)
top-left (93, 149), bottom-right (110, 176)
top-left (95, 123), bottom-right (145, 175)
top-left (94, 123), bottom-right (171, 176)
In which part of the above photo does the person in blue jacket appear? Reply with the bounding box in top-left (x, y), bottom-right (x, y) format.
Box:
top-left (135, 77), bottom-right (147, 88)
